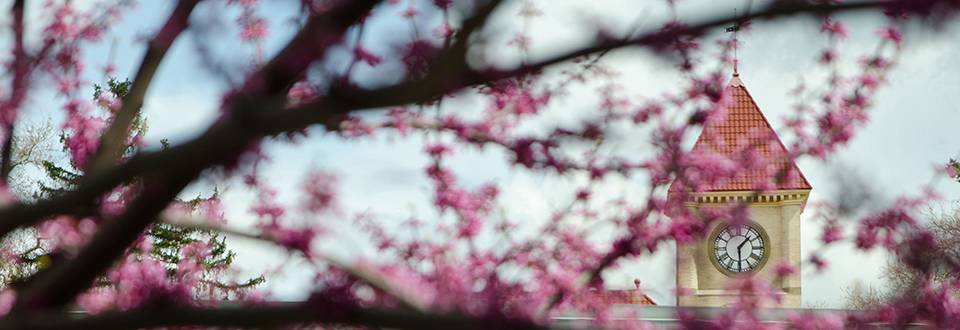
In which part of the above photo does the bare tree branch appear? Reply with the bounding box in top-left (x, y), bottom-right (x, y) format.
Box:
top-left (2, 0), bottom-right (28, 183)
top-left (84, 0), bottom-right (201, 178)
top-left (236, 0), bottom-right (384, 99)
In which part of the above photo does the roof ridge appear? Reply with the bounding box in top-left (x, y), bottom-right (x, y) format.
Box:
top-left (733, 80), bottom-right (812, 190)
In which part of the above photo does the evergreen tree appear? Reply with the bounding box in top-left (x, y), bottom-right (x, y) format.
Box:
top-left (22, 78), bottom-right (262, 298)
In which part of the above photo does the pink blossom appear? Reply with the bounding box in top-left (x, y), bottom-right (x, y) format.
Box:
top-left (386, 108), bottom-right (417, 136)
top-left (400, 6), bottom-right (421, 18)
top-left (785, 311), bottom-right (845, 330)
top-left (102, 185), bottom-right (135, 216)
top-left (104, 256), bottom-right (193, 311)
top-left (39, 216), bottom-right (98, 253)
top-left (197, 197), bottom-right (227, 225)
top-left (101, 63), bottom-right (117, 76)
top-left (859, 73), bottom-right (883, 89)
top-left (509, 139), bottom-right (537, 168)
top-left (252, 202), bottom-right (286, 220)
top-left (270, 227), bottom-right (317, 256)
top-left (0, 184), bottom-right (14, 207)
top-left (518, 2), bottom-right (543, 17)
top-left (424, 142), bottom-right (453, 157)
top-left (820, 19), bottom-right (848, 38)
top-left (287, 82), bottom-right (319, 106)
top-left (164, 200), bottom-right (194, 219)
top-left (77, 288), bottom-right (118, 315)
top-left (61, 100), bottom-right (108, 169)
top-left (821, 220), bottom-right (843, 244)
top-left (947, 162), bottom-right (959, 178)
top-left (354, 44), bottom-right (382, 66)
top-left (508, 33), bottom-right (532, 51)
top-left (810, 254), bottom-right (828, 272)
top-left (238, 11), bottom-right (269, 41)
top-left (302, 170), bottom-right (340, 213)
top-left (181, 242), bottom-right (212, 262)
top-left (633, 103), bottom-right (662, 123)
top-left (818, 49), bottom-right (839, 64)
top-left (433, 22), bottom-right (455, 38)
top-left (57, 74), bottom-right (83, 95)
top-left (575, 189), bottom-right (591, 201)
top-left (0, 289), bottom-right (15, 317)
top-left (774, 260), bottom-right (798, 277)
top-left (877, 25), bottom-right (903, 48)
top-left (860, 55), bottom-right (893, 69)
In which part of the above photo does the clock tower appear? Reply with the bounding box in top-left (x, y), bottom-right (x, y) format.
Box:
top-left (673, 73), bottom-right (811, 308)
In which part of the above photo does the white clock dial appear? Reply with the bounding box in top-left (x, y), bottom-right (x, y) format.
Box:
top-left (713, 224), bottom-right (766, 273)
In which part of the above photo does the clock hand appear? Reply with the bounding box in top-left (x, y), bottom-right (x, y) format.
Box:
top-left (738, 248), bottom-right (742, 271)
top-left (737, 238), bottom-right (748, 271)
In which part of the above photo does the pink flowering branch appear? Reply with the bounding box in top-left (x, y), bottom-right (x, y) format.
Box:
top-left (0, 0), bottom-right (941, 238)
top-left (0, 0), bottom-right (959, 328)
top-left (5, 0), bottom-right (382, 315)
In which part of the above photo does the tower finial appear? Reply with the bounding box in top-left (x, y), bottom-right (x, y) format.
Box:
top-left (726, 8), bottom-right (740, 76)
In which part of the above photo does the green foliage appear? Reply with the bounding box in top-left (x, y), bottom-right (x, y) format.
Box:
top-left (142, 222), bottom-right (235, 269)
top-left (134, 222), bottom-right (264, 289)
top-left (96, 77), bottom-right (147, 157)
top-left (93, 77), bottom-right (132, 100)
top-left (34, 161), bottom-right (81, 199)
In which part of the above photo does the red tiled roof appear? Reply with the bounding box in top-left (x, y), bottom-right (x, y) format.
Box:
top-left (600, 290), bottom-right (658, 305)
top-left (687, 74), bottom-right (812, 192)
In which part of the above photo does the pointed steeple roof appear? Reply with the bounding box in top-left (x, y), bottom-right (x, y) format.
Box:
top-left (690, 74), bottom-right (812, 192)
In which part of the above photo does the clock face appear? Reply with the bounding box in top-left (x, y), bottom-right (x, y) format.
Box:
top-left (713, 223), bottom-right (766, 273)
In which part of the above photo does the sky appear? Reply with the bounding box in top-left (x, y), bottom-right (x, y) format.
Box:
top-left (4, 0), bottom-right (960, 308)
